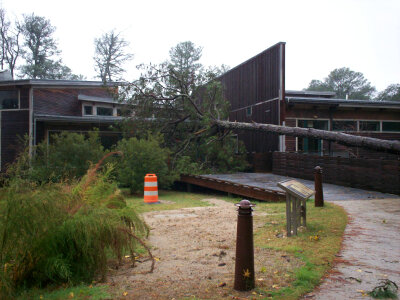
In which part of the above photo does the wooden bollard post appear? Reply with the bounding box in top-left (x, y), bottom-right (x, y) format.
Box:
top-left (234, 199), bottom-right (255, 291)
top-left (314, 166), bottom-right (324, 207)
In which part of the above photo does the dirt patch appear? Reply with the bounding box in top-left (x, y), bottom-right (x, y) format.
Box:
top-left (108, 198), bottom-right (302, 299)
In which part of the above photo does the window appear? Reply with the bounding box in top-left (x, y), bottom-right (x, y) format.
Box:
top-left (382, 121), bottom-right (400, 132)
top-left (84, 105), bottom-right (93, 115)
top-left (359, 121), bottom-right (380, 131)
top-left (297, 120), bottom-right (328, 154)
top-left (298, 120), bottom-right (328, 130)
top-left (332, 120), bottom-right (357, 131)
top-left (0, 90), bottom-right (19, 109)
top-left (96, 106), bottom-right (113, 116)
top-left (246, 106), bottom-right (252, 117)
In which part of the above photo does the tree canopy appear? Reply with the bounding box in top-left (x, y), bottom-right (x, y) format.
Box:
top-left (0, 8), bottom-right (21, 79)
top-left (375, 83), bottom-right (400, 101)
top-left (94, 30), bottom-right (133, 82)
top-left (306, 67), bottom-right (376, 100)
top-left (19, 13), bottom-right (81, 80)
top-left (119, 41), bottom-right (247, 173)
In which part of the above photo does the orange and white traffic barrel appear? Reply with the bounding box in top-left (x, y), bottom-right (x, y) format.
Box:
top-left (144, 174), bottom-right (159, 203)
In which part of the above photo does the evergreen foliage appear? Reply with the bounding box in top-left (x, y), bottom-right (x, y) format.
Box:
top-left (0, 160), bottom-right (147, 298)
top-left (19, 13), bottom-right (82, 79)
top-left (9, 131), bottom-right (106, 182)
top-left (306, 67), bottom-right (376, 100)
top-left (376, 83), bottom-right (400, 101)
top-left (93, 30), bottom-right (133, 82)
top-left (114, 134), bottom-right (175, 194)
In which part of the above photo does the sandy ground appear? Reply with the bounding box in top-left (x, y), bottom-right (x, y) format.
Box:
top-left (305, 198), bottom-right (400, 300)
top-left (108, 198), bottom-right (302, 299)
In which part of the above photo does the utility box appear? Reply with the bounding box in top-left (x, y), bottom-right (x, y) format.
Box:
top-left (277, 180), bottom-right (315, 237)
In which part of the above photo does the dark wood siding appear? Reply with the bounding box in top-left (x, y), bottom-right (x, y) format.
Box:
top-left (20, 88), bottom-right (30, 109)
top-left (33, 87), bottom-right (112, 116)
top-left (221, 42), bottom-right (285, 153)
top-left (285, 118), bottom-right (297, 151)
top-left (273, 152), bottom-right (400, 195)
top-left (1, 110), bottom-right (29, 170)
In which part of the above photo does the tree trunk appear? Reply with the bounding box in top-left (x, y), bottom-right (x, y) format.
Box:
top-left (214, 120), bottom-right (400, 154)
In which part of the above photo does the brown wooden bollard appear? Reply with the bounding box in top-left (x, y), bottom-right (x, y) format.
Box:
top-left (314, 166), bottom-right (324, 207)
top-left (234, 199), bottom-right (255, 291)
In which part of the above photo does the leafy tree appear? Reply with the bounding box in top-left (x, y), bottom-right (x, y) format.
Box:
top-left (19, 13), bottom-right (81, 79)
top-left (94, 30), bottom-right (133, 82)
top-left (28, 131), bottom-right (106, 182)
top-left (0, 8), bottom-right (21, 78)
top-left (121, 41), bottom-right (247, 174)
top-left (306, 67), bottom-right (376, 100)
top-left (168, 41), bottom-right (203, 93)
top-left (376, 84), bottom-right (400, 101)
top-left (114, 134), bottom-right (175, 194)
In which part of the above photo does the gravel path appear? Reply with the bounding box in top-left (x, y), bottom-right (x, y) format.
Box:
top-left (306, 199), bottom-right (400, 299)
top-left (205, 173), bottom-right (400, 299)
top-left (108, 198), bottom-right (301, 299)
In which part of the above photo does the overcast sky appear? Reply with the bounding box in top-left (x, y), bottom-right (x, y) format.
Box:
top-left (2, 0), bottom-right (399, 92)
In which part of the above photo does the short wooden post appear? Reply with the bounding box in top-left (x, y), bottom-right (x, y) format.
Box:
top-left (314, 166), bottom-right (324, 207)
top-left (286, 194), bottom-right (292, 237)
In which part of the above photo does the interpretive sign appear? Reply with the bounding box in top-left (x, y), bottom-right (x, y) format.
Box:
top-left (277, 179), bottom-right (315, 237)
top-left (277, 179), bottom-right (314, 200)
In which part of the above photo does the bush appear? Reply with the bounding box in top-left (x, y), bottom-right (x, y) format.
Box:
top-left (174, 134), bottom-right (249, 175)
top-left (114, 134), bottom-right (176, 194)
top-left (26, 131), bottom-right (105, 182)
top-left (0, 162), bottom-right (147, 298)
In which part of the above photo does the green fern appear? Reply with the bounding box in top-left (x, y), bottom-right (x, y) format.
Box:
top-left (0, 159), bottom-right (148, 298)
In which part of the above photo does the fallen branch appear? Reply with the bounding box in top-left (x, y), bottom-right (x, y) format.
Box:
top-left (214, 120), bottom-right (400, 154)
top-left (119, 227), bottom-right (155, 274)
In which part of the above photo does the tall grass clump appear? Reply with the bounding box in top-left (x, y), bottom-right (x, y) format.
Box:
top-left (0, 154), bottom-right (148, 298)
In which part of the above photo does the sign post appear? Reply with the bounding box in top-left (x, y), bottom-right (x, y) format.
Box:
top-left (277, 180), bottom-right (315, 237)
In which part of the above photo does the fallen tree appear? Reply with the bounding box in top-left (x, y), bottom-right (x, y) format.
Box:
top-left (214, 120), bottom-right (400, 154)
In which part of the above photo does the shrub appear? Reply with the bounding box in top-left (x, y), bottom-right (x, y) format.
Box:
top-left (174, 134), bottom-right (249, 175)
top-left (0, 161), bottom-right (147, 298)
top-left (114, 134), bottom-right (176, 194)
top-left (28, 131), bottom-right (105, 182)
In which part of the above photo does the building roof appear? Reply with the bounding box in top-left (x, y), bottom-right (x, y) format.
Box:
top-left (78, 94), bottom-right (118, 104)
top-left (285, 97), bottom-right (400, 109)
top-left (34, 113), bottom-right (124, 123)
top-left (286, 90), bottom-right (336, 98)
top-left (0, 79), bottom-right (122, 88)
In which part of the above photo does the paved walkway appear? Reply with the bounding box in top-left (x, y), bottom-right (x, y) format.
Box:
top-left (205, 173), bottom-right (400, 299)
top-left (204, 173), bottom-right (398, 201)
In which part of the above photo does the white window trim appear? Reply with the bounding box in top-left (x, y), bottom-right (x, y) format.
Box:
top-left (81, 101), bottom-right (119, 117)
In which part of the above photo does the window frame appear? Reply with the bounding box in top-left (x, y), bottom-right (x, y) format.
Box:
top-left (382, 121), bottom-right (400, 133)
top-left (359, 120), bottom-right (381, 132)
top-left (331, 120), bottom-right (358, 132)
top-left (96, 106), bottom-right (114, 116)
top-left (81, 102), bottom-right (119, 117)
top-left (0, 89), bottom-right (20, 111)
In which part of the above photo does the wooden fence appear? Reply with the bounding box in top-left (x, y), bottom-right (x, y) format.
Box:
top-left (272, 152), bottom-right (400, 195)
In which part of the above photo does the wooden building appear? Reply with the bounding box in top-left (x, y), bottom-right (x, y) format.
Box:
top-left (0, 79), bottom-right (123, 171)
top-left (220, 42), bottom-right (400, 194)
top-left (220, 42), bottom-right (400, 159)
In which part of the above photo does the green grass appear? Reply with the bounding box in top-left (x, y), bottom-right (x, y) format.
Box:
top-left (12, 191), bottom-right (346, 300)
top-left (253, 198), bottom-right (347, 299)
top-left (17, 284), bottom-right (110, 300)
